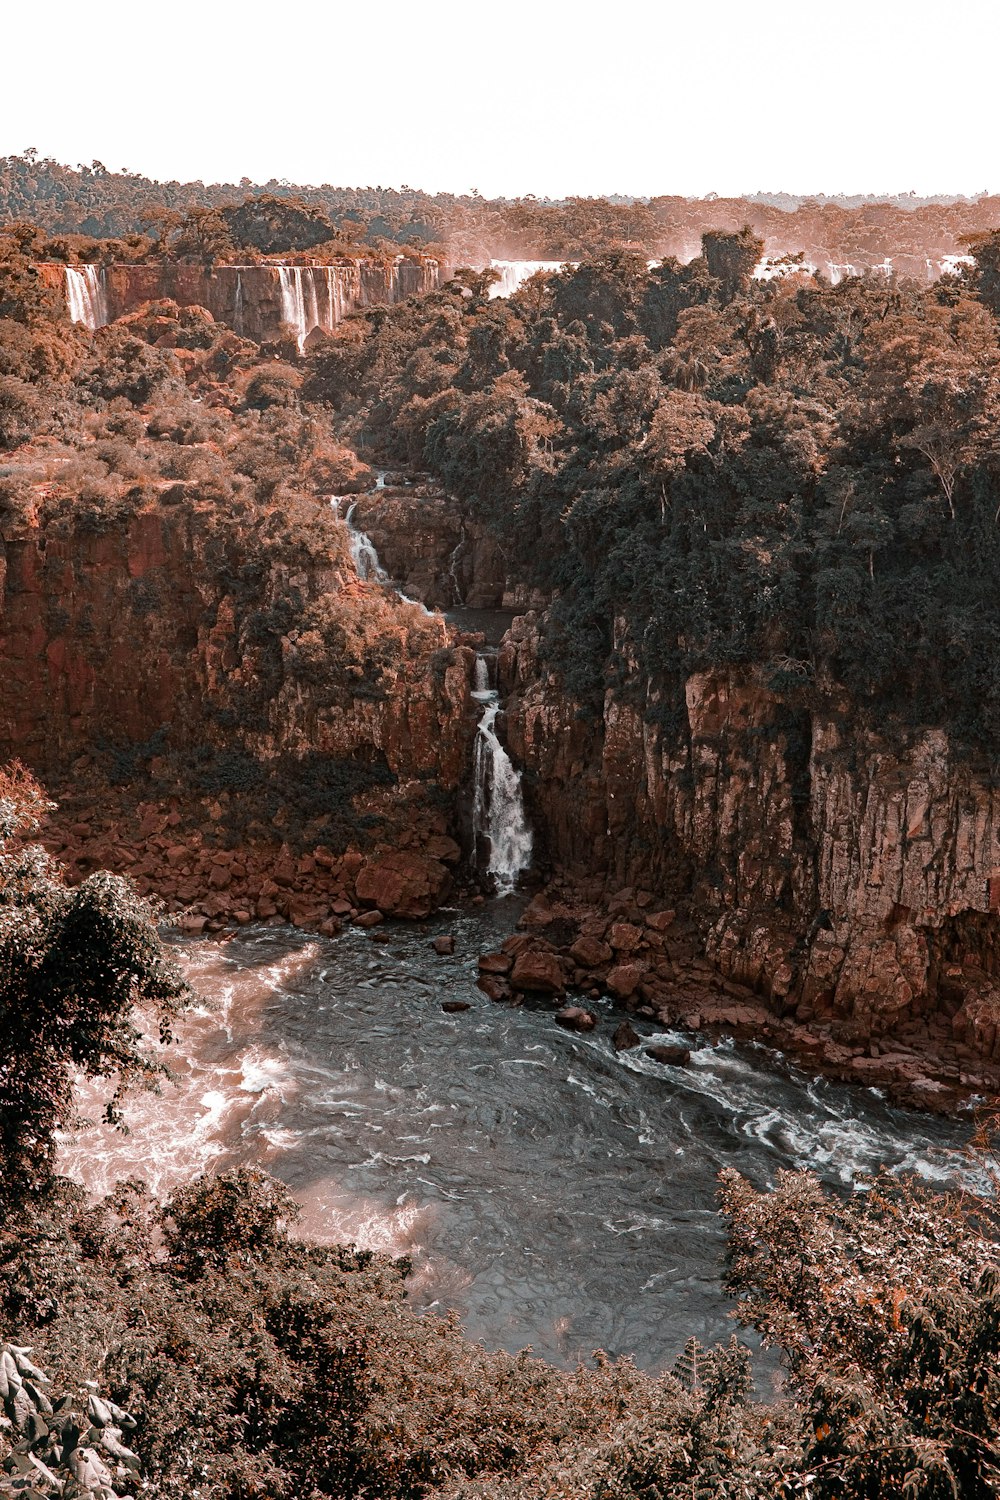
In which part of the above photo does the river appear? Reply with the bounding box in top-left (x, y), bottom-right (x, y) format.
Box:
top-left (59, 902), bottom-right (973, 1373)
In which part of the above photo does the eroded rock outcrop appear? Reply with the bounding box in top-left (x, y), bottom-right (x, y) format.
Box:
top-left (0, 491), bottom-right (479, 919)
top-left (501, 612), bottom-right (1000, 1069)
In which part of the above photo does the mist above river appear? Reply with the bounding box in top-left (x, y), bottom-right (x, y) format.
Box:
top-left (59, 904), bottom-right (972, 1372)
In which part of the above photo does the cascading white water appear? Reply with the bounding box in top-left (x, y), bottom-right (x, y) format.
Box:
top-left (471, 653), bottom-right (532, 893)
top-left (277, 266), bottom-right (309, 350)
top-left (234, 272), bottom-right (245, 335)
top-left (344, 501), bottom-right (388, 583)
top-left (64, 265), bottom-right (108, 329)
top-left (488, 260), bottom-right (567, 298)
top-left (278, 265), bottom-right (358, 349)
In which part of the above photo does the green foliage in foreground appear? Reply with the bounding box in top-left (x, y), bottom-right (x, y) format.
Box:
top-left (0, 765), bottom-right (187, 1199)
top-left (2, 1163), bottom-right (999, 1500)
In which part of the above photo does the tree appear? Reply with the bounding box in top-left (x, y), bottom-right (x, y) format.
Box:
top-left (721, 1166), bottom-right (1000, 1498)
top-left (702, 225), bottom-right (765, 304)
top-left (221, 195), bottom-right (335, 255)
top-left (0, 763), bottom-right (187, 1199)
top-left (170, 207), bottom-right (233, 265)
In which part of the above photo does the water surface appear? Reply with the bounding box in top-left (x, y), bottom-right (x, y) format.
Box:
top-left (61, 904), bottom-right (972, 1371)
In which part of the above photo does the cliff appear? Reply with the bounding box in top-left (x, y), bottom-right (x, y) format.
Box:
top-left (348, 483), bottom-right (525, 611)
top-left (501, 615), bottom-right (1000, 1078)
top-left (0, 491), bottom-right (479, 925)
top-left (39, 258), bottom-right (440, 341)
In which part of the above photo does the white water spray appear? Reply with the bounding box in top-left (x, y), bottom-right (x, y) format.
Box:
top-left (471, 652), bottom-right (532, 892)
top-left (344, 501), bottom-right (388, 583)
top-left (64, 266), bottom-right (108, 329)
top-left (488, 260), bottom-right (567, 298)
top-left (277, 265), bottom-right (360, 349)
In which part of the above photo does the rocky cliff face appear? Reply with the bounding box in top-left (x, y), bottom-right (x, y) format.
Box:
top-left (501, 615), bottom-right (1000, 1066)
top-left (351, 484), bottom-right (550, 612)
top-left (0, 494), bottom-right (479, 921)
top-left (39, 258), bottom-right (439, 340)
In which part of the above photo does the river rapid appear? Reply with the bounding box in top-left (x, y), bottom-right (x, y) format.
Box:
top-left (60, 902), bottom-right (973, 1373)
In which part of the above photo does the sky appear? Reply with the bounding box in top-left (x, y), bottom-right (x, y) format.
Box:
top-left (3, 0), bottom-right (997, 199)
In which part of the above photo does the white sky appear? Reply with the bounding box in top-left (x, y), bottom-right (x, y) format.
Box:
top-left (3, 0), bottom-right (997, 199)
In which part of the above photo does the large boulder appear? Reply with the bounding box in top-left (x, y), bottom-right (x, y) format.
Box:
top-left (605, 962), bottom-right (649, 1000)
top-left (510, 950), bottom-right (566, 995)
top-left (569, 935), bottom-right (614, 969)
top-left (354, 851), bottom-right (450, 919)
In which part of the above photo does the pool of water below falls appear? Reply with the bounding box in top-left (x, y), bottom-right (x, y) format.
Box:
top-left (59, 903), bottom-right (974, 1373)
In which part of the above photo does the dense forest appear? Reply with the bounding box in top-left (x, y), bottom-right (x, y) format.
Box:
top-left (297, 230), bottom-right (1000, 753)
top-left (4, 150), bottom-right (1000, 271)
top-left (6, 190), bottom-right (1000, 1495)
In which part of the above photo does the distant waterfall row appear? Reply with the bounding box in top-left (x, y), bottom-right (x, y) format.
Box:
top-left (64, 266), bottom-right (108, 330)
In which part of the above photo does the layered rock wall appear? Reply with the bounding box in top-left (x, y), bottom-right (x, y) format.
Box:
top-left (0, 500), bottom-right (476, 813)
top-left (501, 615), bottom-right (1000, 1053)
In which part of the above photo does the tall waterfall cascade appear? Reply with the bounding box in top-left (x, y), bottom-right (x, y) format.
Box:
top-left (278, 265), bottom-right (354, 350)
top-left (471, 652), bottom-right (533, 892)
top-left (64, 266), bottom-right (108, 330)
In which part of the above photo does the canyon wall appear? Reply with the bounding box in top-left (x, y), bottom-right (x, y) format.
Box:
top-left (0, 497), bottom-right (477, 856)
top-left (39, 258), bottom-right (440, 341)
top-left (501, 616), bottom-right (1000, 1058)
top-left (349, 485), bottom-right (548, 612)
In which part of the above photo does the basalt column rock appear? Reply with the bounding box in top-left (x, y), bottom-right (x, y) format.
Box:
top-left (501, 611), bottom-right (1000, 1058)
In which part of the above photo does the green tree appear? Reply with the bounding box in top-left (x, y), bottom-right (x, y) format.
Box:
top-left (0, 764), bottom-right (187, 1199)
top-left (702, 225), bottom-right (765, 304)
top-left (221, 194), bottom-right (335, 254)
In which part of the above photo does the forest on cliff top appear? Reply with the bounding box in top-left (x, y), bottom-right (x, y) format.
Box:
top-left (305, 228), bottom-right (1000, 753)
top-left (3, 150), bottom-right (1000, 270)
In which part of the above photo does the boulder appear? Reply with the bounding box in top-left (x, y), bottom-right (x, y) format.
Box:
top-left (355, 851), bottom-right (450, 919)
top-left (608, 921), bottom-right (644, 953)
top-left (612, 1020), bottom-right (641, 1052)
top-left (477, 975), bottom-right (511, 1002)
top-left (645, 1044), bottom-right (691, 1067)
top-left (442, 1000), bottom-right (472, 1013)
top-left (645, 909), bottom-right (676, 933)
top-left (479, 951), bottom-right (513, 975)
top-left (605, 962), bottom-right (648, 1000)
top-left (354, 910), bottom-right (384, 929)
top-left (555, 1006), bottom-right (597, 1033)
top-left (510, 950), bottom-right (566, 995)
top-left (433, 934), bottom-right (455, 956)
top-left (569, 935), bottom-right (614, 969)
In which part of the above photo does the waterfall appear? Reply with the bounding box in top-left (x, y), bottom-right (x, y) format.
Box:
top-left (488, 260), bottom-right (566, 299)
top-left (277, 266), bottom-right (309, 350)
top-left (234, 272), bottom-right (245, 335)
top-left (343, 501), bottom-right (388, 583)
top-left (64, 266), bottom-right (108, 330)
top-left (278, 265), bottom-right (356, 349)
top-left (331, 492), bottom-right (442, 620)
top-left (471, 653), bottom-right (532, 893)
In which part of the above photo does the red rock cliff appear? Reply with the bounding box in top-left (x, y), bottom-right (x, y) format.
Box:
top-left (502, 614), bottom-right (1000, 1061)
top-left (39, 258), bottom-right (439, 341)
top-left (0, 494), bottom-right (477, 839)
